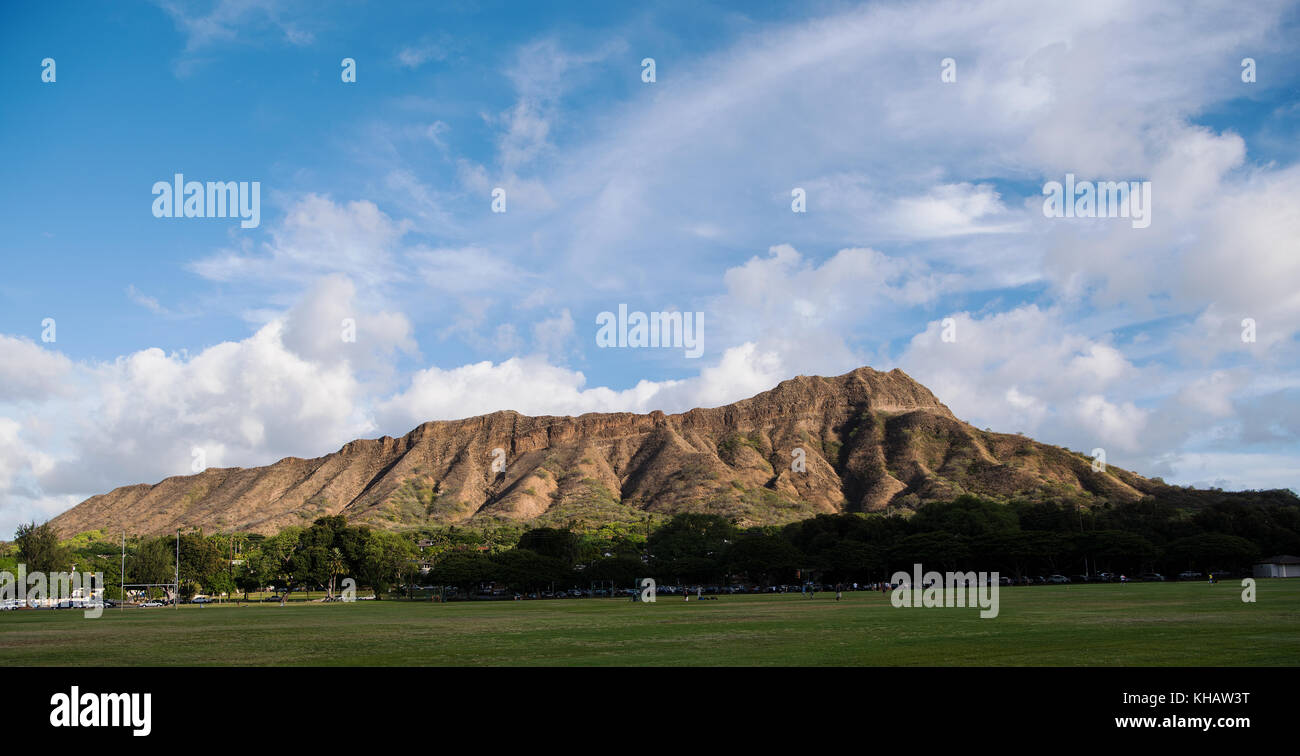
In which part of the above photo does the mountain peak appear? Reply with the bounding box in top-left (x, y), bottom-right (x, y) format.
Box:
top-left (50, 366), bottom-right (1154, 537)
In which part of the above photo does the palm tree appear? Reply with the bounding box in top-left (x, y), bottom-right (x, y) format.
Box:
top-left (327, 547), bottom-right (346, 599)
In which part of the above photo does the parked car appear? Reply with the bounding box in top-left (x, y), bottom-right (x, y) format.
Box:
top-left (1140, 573), bottom-right (1165, 582)
top-left (1046, 574), bottom-right (1070, 584)
top-left (139, 601), bottom-right (165, 608)
top-left (1178, 570), bottom-right (1203, 580)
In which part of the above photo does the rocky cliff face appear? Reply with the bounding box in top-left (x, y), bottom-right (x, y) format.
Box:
top-left (49, 367), bottom-right (1159, 537)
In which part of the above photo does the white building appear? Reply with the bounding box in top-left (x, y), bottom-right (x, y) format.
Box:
top-left (1253, 555), bottom-right (1300, 578)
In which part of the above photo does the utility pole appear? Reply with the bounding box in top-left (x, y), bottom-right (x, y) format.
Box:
top-left (174, 530), bottom-right (180, 610)
top-left (120, 532), bottom-right (125, 612)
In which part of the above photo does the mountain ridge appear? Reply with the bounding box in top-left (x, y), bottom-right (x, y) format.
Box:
top-left (51, 366), bottom-right (1169, 537)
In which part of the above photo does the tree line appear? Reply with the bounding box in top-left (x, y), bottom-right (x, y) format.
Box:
top-left (4, 491), bottom-right (1297, 600)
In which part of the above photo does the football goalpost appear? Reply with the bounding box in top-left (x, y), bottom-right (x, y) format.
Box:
top-left (117, 531), bottom-right (181, 611)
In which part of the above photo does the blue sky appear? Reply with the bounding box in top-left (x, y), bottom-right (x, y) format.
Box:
top-left (2, 0), bottom-right (1298, 537)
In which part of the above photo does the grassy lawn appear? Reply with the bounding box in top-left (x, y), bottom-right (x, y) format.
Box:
top-left (1, 580), bottom-right (1297, 666)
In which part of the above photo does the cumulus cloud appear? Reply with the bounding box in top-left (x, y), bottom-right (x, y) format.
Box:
top-left (0, 336), bottom-right (74, 402)
top-left (896, 306), bottom-right (1149, 451)
top-left (39, 320), bottom-right (371, 497)
top-left (279, 274), bottom-right (417, 377)
top-left (714, 245), bottom-right (931, 369)
top-left (0, 277), bottom-right (408, 536)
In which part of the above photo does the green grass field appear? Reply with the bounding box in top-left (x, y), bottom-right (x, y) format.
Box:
top-left (2, 581), bottom-right (1297, 666)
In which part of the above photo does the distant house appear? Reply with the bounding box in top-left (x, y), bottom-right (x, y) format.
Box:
top-left (1253, 555), bottom-right (1300, 578)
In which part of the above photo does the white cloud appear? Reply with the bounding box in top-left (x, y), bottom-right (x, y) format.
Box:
top-left (190, 194), bottom-right (412, 289)
top-left (126, 285), bottom-right (168, 316)
top-left (0, 337), bottom-right (74, 402)
top-left (409, 245), bottom-right (535, 294)
top-left (531, 309), bottom-right (575, 359)
top-left (0, 276), bottom-right (413, 536)
top-left (397, 37), bottom-right (448, 69)
top-left (897, 306), bottom-right (1148, 451)
top-left (156, 0), bottom-right (315, 76)
top-left (1161, 451), bottom-right (1300, 492)
top-left (1072, 395), bottom-right (1148, 452)
top-left (375, 356), bottom-right (658, 426)
top-left (279, 274), bottom-right (417, 376)
top-left (888, 183), bottom-right (1024, 239)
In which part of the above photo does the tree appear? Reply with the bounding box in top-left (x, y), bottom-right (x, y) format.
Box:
top-left (178, 532), bottom-right (225, 593)
top-left (335, 524), bottom-right (372, 581)
top-left (358, 530), bottom-right (411, 599)
top-left (889, 532), bottom-right (970, 572)
top-left (233, 558), bottom-right (262, 601)
top-left (289, 521), bottom-right (336, 597)
top-left (430, 550), bottom-right (493, 598)
top-left (205, 569), bottom-right (236, 599)
top-left (1074, 530), bottom-right (1156, 574)
top-left (257, 528), bottom-right (302, 604)
top-left (584, 556), bottom-right (642, 587)
top-left (133, 536), bottom-right (178, 600)
top-left (15, 521), bottom-right (69, 573)
top-left (1161, 534), bottom-right (1260, 573)
top-left (647, 514), bottom-right (736, 563)
top-left (326, 547), bottom-right (347, 598)
top-left (820, 541), bottom-right (884, 583)
top-left (517, 528), bottom-right (580, 566)
top-left (663, 556), bottom-right (723, 584)
top-left (494, 549), bottom-right (571, 592)
top-left (725, 533), bottom-right (803, 585)
top-left (911, 495), bottom-right (1019, 538)
top-left (972, 530), bottom-right (1064, 576)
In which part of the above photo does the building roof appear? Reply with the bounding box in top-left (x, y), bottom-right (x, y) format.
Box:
top-left (1257, 555), bottom-right (1300, 565)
